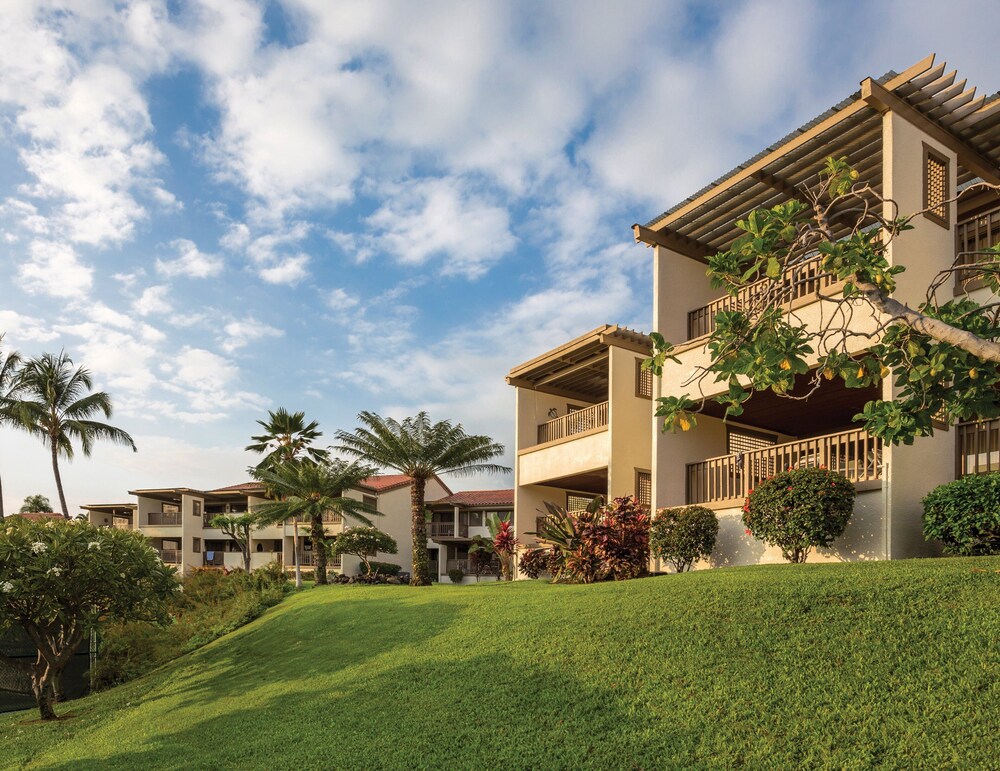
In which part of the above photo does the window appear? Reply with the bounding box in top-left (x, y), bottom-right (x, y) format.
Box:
top-left (635, 470), bottom-right (652, 508)
top-left (727, 427), bottom-right (778, 455)
top-left (466, 511), bottom-right (483, 527)
top-left (923, 144), bottom-right (949, 228)
top-left (362, 494), bottom-right (377, 511)
top-left (192, 538), bottom-right (201, 553)
top-left (635, 358), bottom-right (653, 399)
top-left (162, 503), bottom-right (180, 514)
top-left (192, 499), bottom-right (202, 517)
top-left (567, 493), bottom-right (594, 512)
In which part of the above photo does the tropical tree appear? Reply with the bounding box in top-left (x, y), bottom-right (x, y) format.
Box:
top-left (644, 157), bottom-right (1000, 445)
top-left (0, 516), bottom-right (176, 719)
top-left (246, 408), bottom-right (330, 473)
top-left (0, 335), bottom-right (23, 520)
top-left (336, 412), bottom-right (510, 586)
top-left (210, 514), bottom-right (255, 572)
top-left (19, 495), bottom-right (53, 514)
top-left (252, 459), bottom-right (379, 586)
top-left (329, 527), bottom-right (398, 575)
top-left (12, 352), bottom-right (136, 518)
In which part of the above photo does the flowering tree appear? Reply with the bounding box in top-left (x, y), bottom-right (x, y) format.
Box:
top-left (329, 527), bottom-right (398, 575)
top-left (0, 517), bottom-right (176, 719)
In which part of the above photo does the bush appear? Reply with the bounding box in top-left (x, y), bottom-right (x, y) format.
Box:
top-left (742, 467), bottom-right (856, 563)
top-left (529, 495), bottom-right (650, 583)
top-left (651, 506), bottom-right (719, 572)
top-left (360, 561), bottom-right (402, 577)
top-left (922, 474), bottom-right (1000, 555)
top-left (448, 568), bottom-right (465, 584)
top-left (518, 548), bottom-right (559, 579)
top-left (93, 567), bottom-right (288, 690)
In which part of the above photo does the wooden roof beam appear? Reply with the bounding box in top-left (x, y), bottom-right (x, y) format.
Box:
top-left (632, 223), bottom-right (715, 264)
top-left (861, 77), bottom-right (1000, 186)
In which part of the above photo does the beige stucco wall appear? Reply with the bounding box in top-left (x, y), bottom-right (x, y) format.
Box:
top-left (607, 345), bottom-right (653, 498)
top-left (515, 387), bottom-right (598, 452)
top-left (880, 111), bottom-right (955, 559)
top-left (518, 429), bottom-right (610, 486)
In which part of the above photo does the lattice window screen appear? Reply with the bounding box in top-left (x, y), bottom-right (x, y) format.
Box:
top-left (567, 494), bottom-right (594, 512)
top-left (925, 149), bottom-right (949, 226)
top-left (635, 471), bottom-right (652, 507)
top-left (727, 428), bottom-right (777, 455)
top-left (635, 358), bottom-right (653, 398)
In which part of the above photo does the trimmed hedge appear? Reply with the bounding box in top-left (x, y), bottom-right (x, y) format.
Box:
top-left (651, 505), bottom-right (718, 572)
top-left (922, 474), bottom-right (1000, 555)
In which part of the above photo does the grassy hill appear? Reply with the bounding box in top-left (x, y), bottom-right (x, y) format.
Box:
top-left (3, 557), bottom-right (998, 769)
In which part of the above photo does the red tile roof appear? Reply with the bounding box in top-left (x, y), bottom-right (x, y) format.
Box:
top-left (210, 482), bottom-right (265, 493)
top-left (429, 489), bottom-right (514, 507)
top-left (12, 511), bottom-right (63, 521)
top-left (359, 474), bottom-right (413, 492)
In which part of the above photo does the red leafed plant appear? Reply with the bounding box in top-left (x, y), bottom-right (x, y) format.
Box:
top-left (492, 518), bottom-right (519, 580)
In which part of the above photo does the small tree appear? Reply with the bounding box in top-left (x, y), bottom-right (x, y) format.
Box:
top-left (19, 494), bottom-right (53, 514)
top-left (742, 467), bottom-right (856, 563)
top-left (210, 514), bottom-right (255, 572)
top-left (0, 517), bottom-right (176, 719)
top-left (330, 527), bottom-right (398, 575)
top-left (922, 474), bottom-right (1000, 556)
top-left (467, 535), bottom-right (497, 581)
top-left (650, 506), bottom-right (719, 572)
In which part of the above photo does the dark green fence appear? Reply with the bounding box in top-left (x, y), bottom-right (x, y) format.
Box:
top-left (0, 628), bottom-right (95, 713)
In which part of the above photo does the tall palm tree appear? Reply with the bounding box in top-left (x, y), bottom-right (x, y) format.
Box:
top-left (246, 408), bottom-right (330, 472)
top-left (336, 411), bottom-right (510, 586)
top-left (252, 459), bottom-right (379, 585)
top-left (13, 351), bottom-right (137, 518)
top-left (0, 335), bottom-right (23, 519)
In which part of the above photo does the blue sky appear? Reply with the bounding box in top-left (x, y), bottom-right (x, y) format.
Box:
top-left (1, 0), bottom-right (998, 513)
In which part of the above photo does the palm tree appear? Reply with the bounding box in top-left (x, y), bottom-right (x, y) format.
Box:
top-left (336, 411), bottom-right (510, 586)
top-left (0, 335), bottom-right (23, 519)
top-left (246, 408), bottom-right (330, 472)
top-left (12, 351), bottom-right (137, 519)
top-left (252, 459), bottom-right (379, 586)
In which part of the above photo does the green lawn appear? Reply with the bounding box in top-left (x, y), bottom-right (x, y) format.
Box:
top-left (3, 558), bottom-right (998, 770)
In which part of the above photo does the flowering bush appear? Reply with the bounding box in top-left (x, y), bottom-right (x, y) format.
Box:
top-left (742, 467), bottom-right (856, 563)
top-left (521, 495), bottom-right (650, 583)
top-left (921, 474), bottom-right (1000, 555)
top-left (650, 506), bottom-right (719, 572)
top-left (0, 517), bottom-right (177, 719)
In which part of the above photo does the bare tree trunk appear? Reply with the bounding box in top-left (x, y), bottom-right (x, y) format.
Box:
top-left (311, 513), bottom-right (328, 585)
top-left (50, 440), bottom-right (69, 519)
top-left (410, 477), bottom-right (430, 586)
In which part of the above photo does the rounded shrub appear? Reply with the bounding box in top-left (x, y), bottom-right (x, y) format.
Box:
top-left (742, 466), bottom-right (855, 563)
top-left (650, 505), bottom-right (719, 572)
top-left (922, 474), bottom-right (1000, 555)
top-left (448, 567), bottom-right (465, 584)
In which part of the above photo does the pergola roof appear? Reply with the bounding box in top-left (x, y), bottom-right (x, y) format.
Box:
top-left (506, 324), bottom-right (652, 400)
top-left (635, 54), bottom-right (1000, 261)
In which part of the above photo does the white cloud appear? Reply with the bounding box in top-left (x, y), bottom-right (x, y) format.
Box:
top-left (156, 239), bottom-right (224, 279)
top-left (18, 240), bottom-right (93, 298)
top-left (220, 318), bottom-right (283, 353)
top-left (132, 285), bottom-right (172, 317)
top-left (258, 254), bottom-right (310, 284)
top-left (0, 310), bottom-right (59, 344)
top-left (326, 288), bottom-right (360, 310)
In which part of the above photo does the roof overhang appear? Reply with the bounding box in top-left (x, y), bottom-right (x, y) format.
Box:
top-left (635, 54), bottom-right (1000, 260)
top-left (506, 325), bottom-right (652, 401)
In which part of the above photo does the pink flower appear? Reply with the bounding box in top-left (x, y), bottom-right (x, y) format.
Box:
top-left (744, 529), bottom-right (752, 536)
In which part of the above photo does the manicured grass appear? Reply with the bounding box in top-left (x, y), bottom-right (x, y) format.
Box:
top-left (3, 557), bottom-right (998, 769)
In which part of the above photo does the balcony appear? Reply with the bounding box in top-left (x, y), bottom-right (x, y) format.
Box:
top-left (427, 522), bottom-right (469, 539)
top-left (147, 512), bottom-right (181, 526)
top-left (203, 553), bottom-right (225, 567)
top-left (294, 553), bottom-right (342, 568)
top-left (445, 558), bottom-right (500, 575)
top-left (686, 428), bottom-right (882, 506)
top-left (685, 255), bottom-right (835, 341)
top-left (536, 401), bottom-right (608, 445)
top-left (956, 419), bottom-right (1000, 477)
top-left (157, 549), bottom-right (181, 564)
top-left (111, 517), bottom-right (132, 530)
top-left (955, 204), bottom-right (1000, 287)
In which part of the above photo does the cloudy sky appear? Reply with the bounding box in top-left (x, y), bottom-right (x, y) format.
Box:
top-left (1, 0), bottom-right (997, 513)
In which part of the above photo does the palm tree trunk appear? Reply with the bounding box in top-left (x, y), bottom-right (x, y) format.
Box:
top-left (410, 476), bottom-right (430, 586)
top-left (311, 514), bottom-right (328, 585)
top-left (50, 439), bottom-right (69, 519)
top-left (293, 521), bottom-right (302, 589)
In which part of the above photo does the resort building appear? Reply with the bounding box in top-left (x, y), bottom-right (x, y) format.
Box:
top-left (426, 489), bottom-right (514, 582)
top-left (511, 54), bottom-right (1000, 568)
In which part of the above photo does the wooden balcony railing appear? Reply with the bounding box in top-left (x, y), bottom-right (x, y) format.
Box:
top-left (446, 558), bottom-right (500, 575)
top-left (686, 428), bottom-right (882, 505)
top-left (294, 553), bottom-right (342, 568)
top-left (289, 513), bottom-right (343, 526)
top-left (537, 401), bottom-right (609, 445)
top-left (955, 205), bottom-right (1000, 286)
top-left (427, 522), bottom-right (469, 539)
top-left (956, 419), bottom-right (1000, 477)
top-left (157, 549), bottom-right (181, 564)
top-left (111, 517), bottom-right (132, 530)
top-left (148, 512), bottom-right (181, 526)
top-left (686, 255), bottom-right (835, 341)
top-left (203, 553), bottom-right (225, 567)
